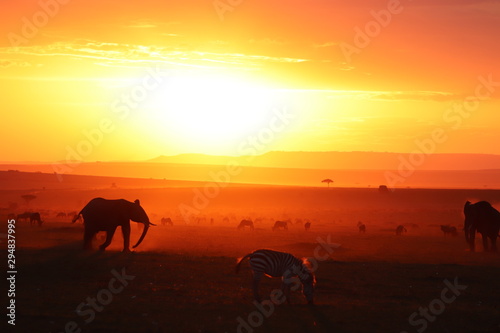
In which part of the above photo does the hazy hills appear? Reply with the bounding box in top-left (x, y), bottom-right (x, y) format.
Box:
top-left (149, 151), bottom-right (500, 170)
top-left (2, 151), bottom-right (500, 190)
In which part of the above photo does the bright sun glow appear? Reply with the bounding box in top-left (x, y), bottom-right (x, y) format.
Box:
top-left (146, 75), bottom-right (276, 152)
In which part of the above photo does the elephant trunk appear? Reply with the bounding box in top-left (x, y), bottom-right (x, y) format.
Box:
top-left (132, 221), bottom-right (152, 249)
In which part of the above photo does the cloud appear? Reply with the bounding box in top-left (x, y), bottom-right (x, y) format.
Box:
top-left (324, 90), bottom-right (460, 102)
top-left (0, 41), bottom-right (309, 70)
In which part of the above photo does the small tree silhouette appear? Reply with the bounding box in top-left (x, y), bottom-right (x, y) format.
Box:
top-left (321, 179), bottom-right (334, 187)
top-left (21, 194), bottom-right (37, 207)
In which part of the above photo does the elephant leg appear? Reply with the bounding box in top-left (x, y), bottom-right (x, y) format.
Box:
top-left (99, 227), bottom-right (116, 251)
top-left (122, 223), bottom-right (131, 252)
top-left (482, 234), bottom-right (489, 252)
top-left (84, 229), bottom-right (96, 250)
top-left (252, 272), bottom-right (263, 303)
top-left (469, 230), bottom-right (476, 252)
top-left (490, 235), bottom-right (497, 252)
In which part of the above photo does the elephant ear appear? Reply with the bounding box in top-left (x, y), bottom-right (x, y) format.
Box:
top-left (134, 199), bottom-right (140, 205)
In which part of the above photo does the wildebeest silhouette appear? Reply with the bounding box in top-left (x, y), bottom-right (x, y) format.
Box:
top-left (304, 221), bottom-right (311, 231)
top-left (464, 201), bottom-right (500, 252)
top-left (273, 220), bottom-right (288, 231)
top-left (29, 212), bottom-right (43, 226)
top-left (440, 225), bottom-right (457, 236)
top-left (237, 219), bottom-right (254, 230)
top-left (17, 212), bottom-right (32, 223)
top-left (357, 221), bottom-right (366, 233)
top-left (72, 198), bottom-right (154, 252)
top-left (161, 217), bottom-right (173, 226)
top-left (395, 225), bottom-right (407, 236)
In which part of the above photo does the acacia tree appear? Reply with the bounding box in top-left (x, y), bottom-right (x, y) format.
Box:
top-left (21, 194), bottom-right (36, 207)
top-left (321, 179), bottom-right (334, 187)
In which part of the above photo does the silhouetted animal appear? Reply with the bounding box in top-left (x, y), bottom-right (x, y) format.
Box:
top-left (237, 219), bottom-right (254, 230)
top-left (464, 201), bottom-right (500, 252)
top-left (395, 225), bottom-right (407, 236)
top-left (161, 217), bottom-right (173, 226)
top-left (440, 225), bottom-right (457, 236)
top-left (17, 212), bottom-right (32, 223)
top-left (273, 220), bottom-right (288, 231)
top-left (72, 198), bottom-right (154, 252)
top-left (235, 249), bottom-right (315, 304)
top-left (304, 221), bottom-right (311, 231)
top-left (29, 212), bottom-right (43, 226)
top-left (357, 221), bottom-right (366, 233)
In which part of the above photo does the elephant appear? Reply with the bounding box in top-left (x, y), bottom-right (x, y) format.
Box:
top-left (464, 201), bottom-right (500, 252)
top-left (72, 198), bottom-right (154, 252)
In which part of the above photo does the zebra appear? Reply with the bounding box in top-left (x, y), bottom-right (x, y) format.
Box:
top-left (395, 225), bottom-right (407, 235)
top-left (237, 219), bottom-right (254, 230)
top-left (272, 220), bottom-right (288, 231)
top-left (235, 249), bottom-right (315, 304)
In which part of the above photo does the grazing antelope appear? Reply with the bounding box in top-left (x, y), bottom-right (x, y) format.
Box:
top-left (440, 225), bottom-right (457, 236)
top-left (273, 221), bottom-right (288, 231)
top-left (235, 249), bottom-right (315, 304)
top-left (395, 225), bottom-right (407, 236)
top-left (237, 219), bottom-right (254, 230)
top-left (161, 217), bottom-right (173, 226)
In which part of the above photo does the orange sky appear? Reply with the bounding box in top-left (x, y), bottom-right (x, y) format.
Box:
top-left (1, 0), bottom-right (499, 162)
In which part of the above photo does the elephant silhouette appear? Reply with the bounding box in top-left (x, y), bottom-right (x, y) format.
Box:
top-left (464, 201), bottom-right (500, 252)
top-left (72, 198), bottom-right (155, 252)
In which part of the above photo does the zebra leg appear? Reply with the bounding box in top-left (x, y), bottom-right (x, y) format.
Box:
top-left (281, 281), bottom-right (292, 304)
top-left (99, 227), bottom-right (116, 251)
top-left (252, 272), bottom-right (263, 303)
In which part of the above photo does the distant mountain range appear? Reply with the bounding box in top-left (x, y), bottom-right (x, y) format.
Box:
top-left (149, 151), bottom-right (500, 170)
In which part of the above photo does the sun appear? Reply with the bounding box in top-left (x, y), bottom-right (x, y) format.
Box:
top-left (147, 74), bottom-right (276, 153)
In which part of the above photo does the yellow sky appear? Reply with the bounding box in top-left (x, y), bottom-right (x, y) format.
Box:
top-left (1, 0), bottom-right (499, 162)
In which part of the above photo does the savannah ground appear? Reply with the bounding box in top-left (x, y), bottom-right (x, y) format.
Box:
top-left (2, 182), bottom-right (500, 333)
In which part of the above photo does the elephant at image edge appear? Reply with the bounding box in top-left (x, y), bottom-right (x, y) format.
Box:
top-left (463, 201), bottom-right (500, 252)
top-left (73, 197), bottom-right (154, 252)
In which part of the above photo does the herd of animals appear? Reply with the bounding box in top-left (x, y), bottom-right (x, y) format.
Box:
top-left (6, 198), bottom-right (500, 303)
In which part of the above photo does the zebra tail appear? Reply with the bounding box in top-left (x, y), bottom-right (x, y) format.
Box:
top-left (235, 253), bottom-right (252, 274)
